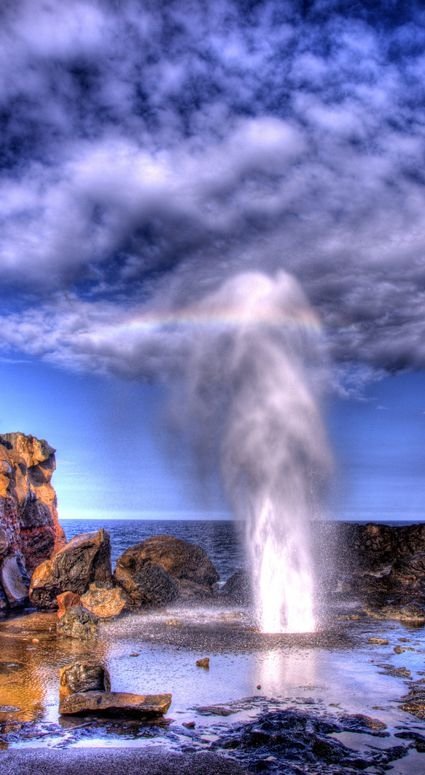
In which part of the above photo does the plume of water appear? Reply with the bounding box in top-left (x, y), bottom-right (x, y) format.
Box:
top-left (178, 270), bottom-right (331, 633)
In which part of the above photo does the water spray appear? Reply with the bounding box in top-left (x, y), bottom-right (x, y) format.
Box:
top-left (181, 270), bottom-right (331, 633)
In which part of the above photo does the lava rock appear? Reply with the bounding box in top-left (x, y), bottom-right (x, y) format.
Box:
top-left (30, 529), bottom-right (112, 609)
top-left (56, 605), bottom-right (98, 640)
top-left (59, 660), bottom-right (111, 700)
top-left (115, 535), bottom-right (219, 606)
top-left (115, 561), bottom-right (178, 608)
top-left (0, 554), bottom-right (29, 607)
top-left (80, 583), bottom-right (127, 619)
top-left (59, 690), bottom-right (172, 717)
top-left (221, 570), bottom-right (251, 604)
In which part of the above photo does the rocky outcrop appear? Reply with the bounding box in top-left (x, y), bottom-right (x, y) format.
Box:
top-left (114, 535), bottom-right (219, 607)
top-left (30, 529), bottom-right (112, 609)
top-left (0, 433), bottom-right (64, 611)
top-left (314, 522), bottom-right (425, 609)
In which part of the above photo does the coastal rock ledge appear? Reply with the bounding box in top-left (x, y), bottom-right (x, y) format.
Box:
top-left (0, 432), bottom-right (65, 611)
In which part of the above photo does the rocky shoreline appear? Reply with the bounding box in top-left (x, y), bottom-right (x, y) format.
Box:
top-left (1, 433), bottom-right (425, 772)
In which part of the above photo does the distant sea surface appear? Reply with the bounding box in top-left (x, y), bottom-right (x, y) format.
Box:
top-left (62, 519), bottom-right (243, 579)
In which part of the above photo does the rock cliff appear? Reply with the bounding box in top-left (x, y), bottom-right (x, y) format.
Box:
top-left (0, 432), bottom-right (65, 609)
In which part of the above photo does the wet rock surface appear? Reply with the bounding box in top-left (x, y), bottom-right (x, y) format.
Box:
top-left (210, 707), bottom-right (406, 774)
top-left (56, 605), bottom-right (98, 640)
top-left (115, 535), bottom-right (219, 607)
top-left (59, 690), bottom-right (173, 717)
top-left (30, 529), bottom-right (112, 608)
top-left (59, 660), bottom-right (111, 699)
top-left (400, 679), bottom-right (425, 719)
top-left (221, 571), bottom-right (251, 605)
top-left (316, 522), bottom-right (425, 612)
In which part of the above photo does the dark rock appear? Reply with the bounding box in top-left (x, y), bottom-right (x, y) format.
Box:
top-left (56, 605), bottom-right (98, 640)
top-left (314, 522), bottom-right (425, 607)
top-left (59, 660), bottom-right (111, 699)
top-left (115, 561), bottom-right (178, 608)
top-left (212, 708), bottom-right (404, 773)
top-left (30, 529), bottom-right (112, 609)
top-left (115, 535), bottom-right (219, 606)
top-left (221, 570), bottom-right (251, 605)
top-left (0, 554), bottom-right (29, 606)
top-left (59, 690), bottom-right (172, 717)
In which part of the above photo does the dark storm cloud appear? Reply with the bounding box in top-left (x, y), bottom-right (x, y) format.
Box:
top-left (1, 0), bottom-right (425, 390)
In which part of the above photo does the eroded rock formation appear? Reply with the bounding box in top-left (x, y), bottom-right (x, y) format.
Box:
top-left (0, 432), bottom-right (65, 609)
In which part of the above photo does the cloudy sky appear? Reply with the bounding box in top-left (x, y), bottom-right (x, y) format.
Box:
top-left (1, 0), bottom-right (425, 520)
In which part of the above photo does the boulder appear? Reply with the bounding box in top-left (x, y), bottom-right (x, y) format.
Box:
top-left (115, 561), bottom-right (178, 608)
top-left (30, 529), bottom-right (112, 609)
top-left (115, 535), bottom-right (219, 606)
top-left (59, 690), bottom-right (172, 717)
top-left (80, 583), bottom-right (127, 619)
top-left (57, 605), bottom-right (98, 640)
top-left (57, 591), bottom-right (81, 619)
top-left (59, 660), bottom-right (111, 700)
top-left (221, 570), bottom-right (251, 604)
top-left (0, 554), bottom-right (29, 607)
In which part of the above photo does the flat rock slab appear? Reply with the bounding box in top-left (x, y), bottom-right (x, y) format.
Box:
top-left (0, 750), bottom-right (248, 775)
top-left (59, 690), bottom-right (172, 717)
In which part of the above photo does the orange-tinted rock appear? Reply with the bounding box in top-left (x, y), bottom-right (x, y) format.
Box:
top-left (80, 584), bottom-right (127, 619)
top-left (57, 591), bottom-right (81, 619)
top-left (30, 529), bottom-right (112, 609)
top-left (59, 690), bottom-right (172, 717)
top-left (0, 433), bottom-right (65, 581)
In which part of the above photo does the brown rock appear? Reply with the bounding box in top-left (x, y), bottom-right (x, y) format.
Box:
top-left (115, 535), bottom-right (219, 606)
top-left (59, 690), bottom-right (172, 717)
top-left (57, 605), bottom-right (98, 640)
top-left (59, 660), bottom-right (111, 700)
top-left (80, 584), bottom-right (127, 619)
top-left (0, 554), bottom-right (29, 607)
top-left (0, 433), bottom-right (65, 573)
top-left (368, 637), bottom-right (389, 646)
top-left (30, 529), bottom-right (112, 609)
top-left (196, 657), bottom-right (210, 669)
top-left (57, 591), bottom-right (81, 618)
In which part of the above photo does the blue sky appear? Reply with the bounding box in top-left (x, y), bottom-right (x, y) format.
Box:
top-left (1, 1), bottom-right (425, 523)
top-left (1, 357), bottom-right (424, 521)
